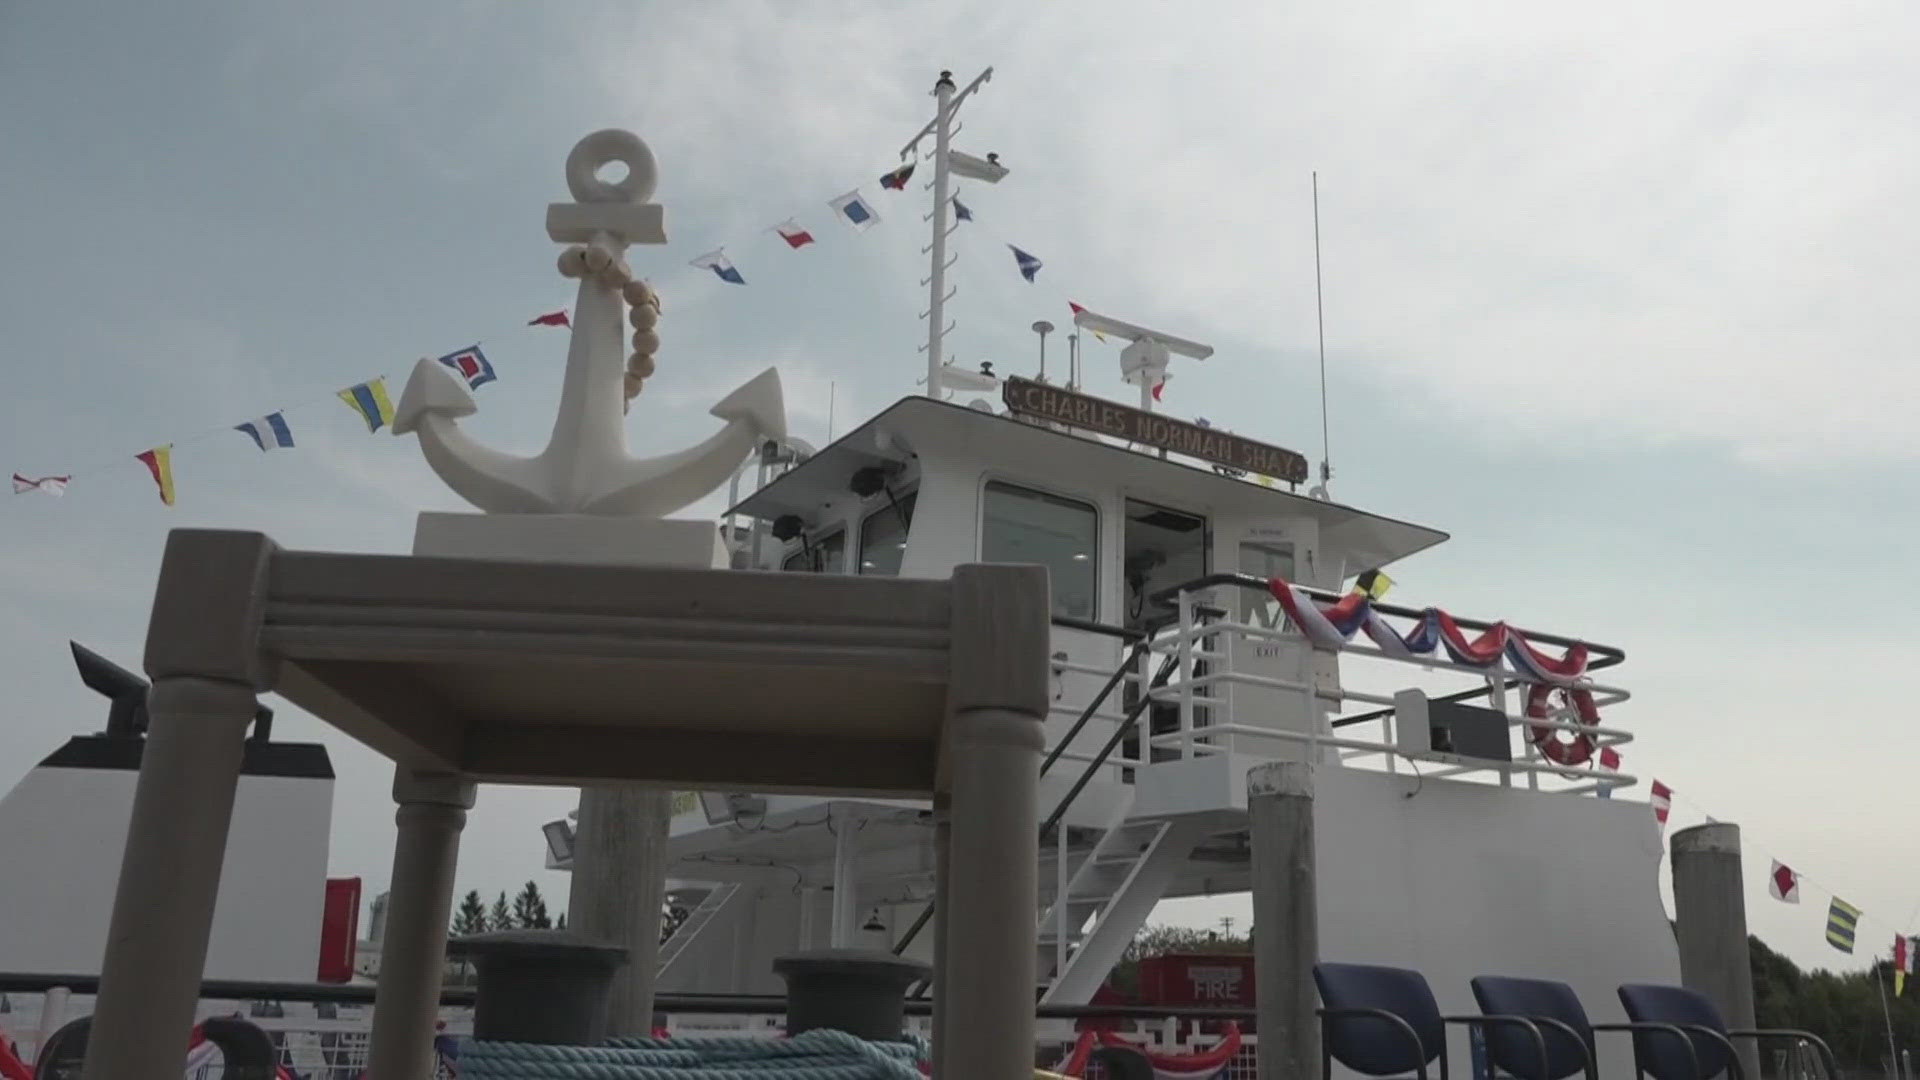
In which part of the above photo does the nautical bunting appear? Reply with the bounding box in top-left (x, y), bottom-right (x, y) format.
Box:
top-left (1352, 569), bottom-right (1393, 600)
top-left (1009, 244), bottom-right (1043, 282)
top-left (1649, 780), bottom-right (1672, 830)
top-left (234, 412), bottom-right (295, 451)
top-left (1827, 897), bottom-right (1861, 953)
top-left (952, 197), bottom-right (973, 222)
top-left (338, 378), bottom-right (396, 433)
top-left (135, 446), bottom-right (175, 506)
top-left (437, 345), bottom-right (497, 390)
top-left (774, 220), bottom-right (815, 249)
top-left (1896, 935), bottom-right (1914, 996)
top-left (1152, 379), bottom-right (1167, 401)
top-left (527, 310), bottom-right (571, 328)
top-left (879, 162), bottom-right (916, 190)
top-left (690, 250), bottom-right (746, 285)
top-left (11, 474), bottom-right (68, 497)
top-left (1596, 745), bottom-right (1621, 799)
top-left (1769, 860), bottom-right (1801, 904)
top-left (1267, 578), bottom-right (1593, 686)
top-left (829, 190), bottom-right (880, 231)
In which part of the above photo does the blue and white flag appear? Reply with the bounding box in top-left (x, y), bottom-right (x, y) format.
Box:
top-left (437, 345), bottom-right (496, 389)
top-left (952, 197), bottom-right (973, 222)
top-left (829, 190), bottom-right (880, 232)
top-left (691, 249), bottom-right (746, 285)
top-left (234, 412), bottom-right (294, 451)
top-left (1009, 245), bottom-right (1042, 282)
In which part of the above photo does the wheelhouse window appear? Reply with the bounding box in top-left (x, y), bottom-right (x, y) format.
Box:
top-left (982, 481), bottom-right (1099, 620)
top-left (781, 530), bottom-right (845, 574)
top-left (858, 491), bottom-right (917, 576)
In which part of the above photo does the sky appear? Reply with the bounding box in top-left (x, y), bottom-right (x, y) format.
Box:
top-left (2, 0), bottom-right (1918, 976)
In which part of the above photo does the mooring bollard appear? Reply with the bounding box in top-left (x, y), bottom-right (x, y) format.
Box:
top-left (773, 949), bottom-right (934, 1042)
top-left (451, 930), bottom-right (629, 1046)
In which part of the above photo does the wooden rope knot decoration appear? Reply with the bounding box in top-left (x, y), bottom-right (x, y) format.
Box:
top-left (623, 279), bottom-right (662, 412)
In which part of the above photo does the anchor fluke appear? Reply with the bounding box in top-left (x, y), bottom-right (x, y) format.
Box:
top-left (393, 355), bottom-right (550, 514)
top-left (577, 367), bottom-right (786, 518)
top-left (392, 356), bottom-right (477, 436)
top-left (711, 366), bottom-right (787, 443)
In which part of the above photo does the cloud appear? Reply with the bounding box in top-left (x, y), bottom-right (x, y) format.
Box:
top-left (583, 1), bottom-right (1920, 466)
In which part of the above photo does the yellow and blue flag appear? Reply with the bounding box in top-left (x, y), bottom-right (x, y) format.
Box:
top-left (1827, 897), bottom-right (1861, 953)
top-left (339, 378), bottom-right (395, 433)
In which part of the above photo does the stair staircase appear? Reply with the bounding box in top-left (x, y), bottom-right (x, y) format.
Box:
top-left (1036, 803), bottom-right (1214, 1004)
top-left (658, 882), bottom-right (740, 975)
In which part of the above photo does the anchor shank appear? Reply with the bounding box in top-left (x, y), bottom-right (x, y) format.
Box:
top-left (544, 271), bottom-right (632, 510)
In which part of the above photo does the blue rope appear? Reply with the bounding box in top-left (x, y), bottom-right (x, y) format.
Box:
top-left (460, 1029), bottom-right (930, 1080)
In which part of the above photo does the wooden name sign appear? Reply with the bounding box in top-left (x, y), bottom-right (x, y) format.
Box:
top-left (1001, 377), bottom-right (1309, 484)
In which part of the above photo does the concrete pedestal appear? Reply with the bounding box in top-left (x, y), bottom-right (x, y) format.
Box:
top-left (774, 949), bottom-right (932, 1042)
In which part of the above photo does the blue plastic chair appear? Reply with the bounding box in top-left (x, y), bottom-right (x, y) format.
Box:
top-left (1617, 984), bottom-right (1837, 1080)
top-left (1314, 963), bottom-right (1548, 1080)
top-left (1471, 976), bottom-right (1599, 1080)
top-left (1473, 975), bottom-right (1721, 1080)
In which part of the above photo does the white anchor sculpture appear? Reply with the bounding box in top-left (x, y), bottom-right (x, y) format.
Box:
top-left (393, 129), bottom-right (785, 516)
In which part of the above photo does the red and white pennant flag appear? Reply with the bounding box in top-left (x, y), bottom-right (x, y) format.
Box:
top-left (1650, 780), bottom-right (1673, 831)
top-left (1768, 860), bottom-right (1800, 904)
top-left (12, 473), bottom-right (69, 497)
top-left (773, 219), bottom-right (815, 249)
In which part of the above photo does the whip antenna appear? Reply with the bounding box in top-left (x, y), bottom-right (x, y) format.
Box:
top-left (1312, 171), bottom-right (1332, 496)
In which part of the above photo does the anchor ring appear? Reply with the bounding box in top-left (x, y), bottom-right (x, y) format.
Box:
top-left (565, 129), bottom-right (657, 205)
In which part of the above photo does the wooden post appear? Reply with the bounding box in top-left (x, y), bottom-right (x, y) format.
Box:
top-left (1672, 823), bottom-right (1761, 1080)
top-left (1250, 761), bottom-right (1319, 1080)
top-left (569, 786), bottom-right (672, 1036)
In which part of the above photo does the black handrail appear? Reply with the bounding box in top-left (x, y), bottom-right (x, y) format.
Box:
top-left (1040, 653), bottom-right (1178, 842)
top-left (1041, 637), bottom-right (1149, 777)
top-left (1051, 615), bottom-right (1145, 642)
top-left (894, 649), bottom-right (1180, 959)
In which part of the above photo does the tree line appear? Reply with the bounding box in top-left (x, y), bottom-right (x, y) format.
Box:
top-left (450, 881), bottom-right (563, 935)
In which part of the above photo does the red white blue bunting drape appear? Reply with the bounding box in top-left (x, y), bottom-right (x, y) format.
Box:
top-left (1266, 577), bottom-right (1590, 686)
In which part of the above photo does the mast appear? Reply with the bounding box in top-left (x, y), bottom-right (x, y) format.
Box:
top-left (903, 67), bottom-right (996, 401)
top-left (925, 72), bottom-right (956, 399)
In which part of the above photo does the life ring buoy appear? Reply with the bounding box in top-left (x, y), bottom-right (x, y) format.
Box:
top-left (1524, 683), bottom-right (1600, 767)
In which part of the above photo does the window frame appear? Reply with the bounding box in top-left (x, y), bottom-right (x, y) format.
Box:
top-left (856, 487), bottom-right (918, 576)
top-left (780, 528), bottom-right (846, 574)
top-left (977, 476), bottom-right (1103, 622)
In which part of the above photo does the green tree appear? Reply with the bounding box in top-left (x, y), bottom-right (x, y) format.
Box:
top-left (557, 912), bottom-right (567, 930)
top-left (488, 891), bottom-right (511, 931)
top-left (513, 881), bottom-right (552, 929)
top-left (1105, 923), bottom-right (1253, 997)
top-left (451, 890), bottom-right (487, 936)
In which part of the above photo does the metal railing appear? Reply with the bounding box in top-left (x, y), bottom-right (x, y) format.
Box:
top-left (0, 975), bottom-right (1253, 1078)
top-left (1142, 574), bottom-right (1635, 794)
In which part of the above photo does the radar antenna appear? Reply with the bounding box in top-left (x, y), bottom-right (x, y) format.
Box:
top-left (1066, 305), bottom-right (1214, 413)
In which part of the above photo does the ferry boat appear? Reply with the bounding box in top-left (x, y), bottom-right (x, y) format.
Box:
top-left (508, 290), bottom-right (1679, 1080)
